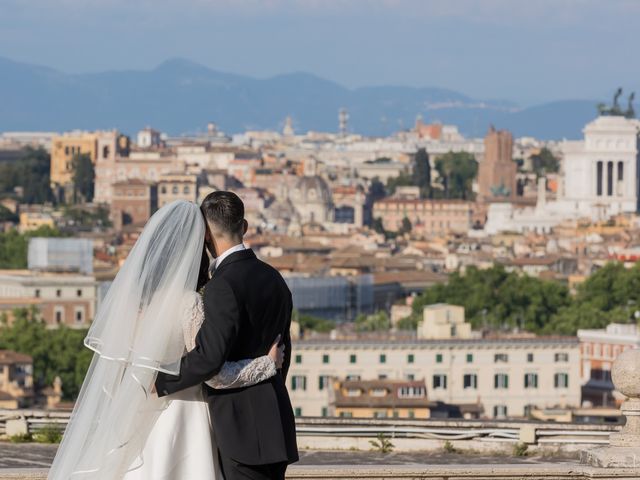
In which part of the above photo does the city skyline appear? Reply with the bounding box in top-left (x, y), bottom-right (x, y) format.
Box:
top-left (1, 0), bottom-right (638, 105)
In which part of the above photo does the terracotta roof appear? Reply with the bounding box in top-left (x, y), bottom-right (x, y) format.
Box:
top-left (333, 379), bottom-right (432, 409)
top-left (0, 391), bottom-right (16, 401)
top-left (0, 350), bottom-right (33, 364)
top-left (373, 270), bottom-right (447, 286)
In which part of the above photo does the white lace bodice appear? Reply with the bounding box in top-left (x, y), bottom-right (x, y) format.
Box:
top-left (181, 291), bottom-right (277, 389)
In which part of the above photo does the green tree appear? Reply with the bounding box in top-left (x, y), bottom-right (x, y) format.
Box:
top-left (72, 153), bottom-right (95, 203)
top-left (369, 177), bottom-right (387, 202)
top-left (386, 172), bottom-right (414, 195)
top-left (0, 308), bottom-right (92, 399)
top-left (406, 265), bottom-right (570, 333)
top-left (0, 204), bottom-right (18, 223)
top-left (0, 147), bottom-right (53, 204)
top-left (413, 148), bottom-right (432, 198)
top-left (399, 216), bottom-right (412, 235)
top-left (0, 226), bottom-right (65, 269)
top-left (530, 148), bottom-right (560, 177)
top-left (355, 311), bottom-right (391, 332)
top-left (293, 310), bottom-right (336, 333)
top-left (63, 205), bottom-right (112, 228)
top-left (434, 151), bottom-right (478, 200)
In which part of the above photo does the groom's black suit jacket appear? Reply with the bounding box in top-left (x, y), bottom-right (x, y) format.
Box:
top-left (155, 249), bottom-right (298, 466)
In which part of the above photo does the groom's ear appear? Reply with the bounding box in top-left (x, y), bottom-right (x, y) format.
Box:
top-left (242, 219), bottom-right (248, 236)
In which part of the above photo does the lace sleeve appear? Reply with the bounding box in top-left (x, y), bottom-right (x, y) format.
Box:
top-left (181, 291), bottom-right (204, 352)
top-left (205, 356), bottom-right (277, 389)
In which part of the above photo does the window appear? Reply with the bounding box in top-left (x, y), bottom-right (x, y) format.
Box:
top-left (379, 354), bottom-right (387, 364)
top-left (291, 375), bottom-right (307, 391)
top-left (406, 374), bottom-right (415, 381)
top-left (77, 289), bottom-right (82, 298)
top-left (378, 374), bottom-right (388, 380)
top-left (493, 405), bottom-right (508, 418)
top-left (172, 186), bottom-right (179, 194)
top-left (54, 307), bottom-right (64, 324)
top-left (554, 373), bottom-right (569, 388)
top-left (75, 308), bottom-right (84, 324)
top-left (463, 374), bottom-right (477, 389)
top-left (494, 353), bottom-right (508, 363)
top-left (436, 353), bottom-right (443, 363)
top-left (56, 289), bottom-right (62, 298)
top-left (527, 353), bottom-right (534, 363)
top-left (349, 354), bottom-right (357, 364)
top-left (346, 374), bottom-right (360, 381)
top-left (183, 186), bottom-right (190, 194)
top-left (524, 373), bottom-right (538, 389)
top-left (494, 374), bottom-right (509, 389)
top-left (555, 352), bottom-right (569, 362)
top-left (371, 388), bottom-right (387, 397)
top-left (373, 410), bottom-right (388, 419)
top-left (466, 353), bottom-right (473, 363)
top-left (318, 375), bottom-right (330, 391)
top-left (321, 407), bottom-right (328, 417)
top-left (407, 354), bottom-right (414, 364)
top-left (294, 407), bottom-right (302, 417)
top-left (339, 411), bottom-right (353, 418)
top-left (322, 354), bottom-right (330, 364)
top-left (408, 410), bottom-right (415, 419)
top-left (35, 289), bottom-right (40, 298)
top-left (398, 386), bottom-right (425, 398)
top-left (161, 186), bottom-right (167, 194)
top-left (433, 374), bottom-right (447, 389)
top-left (346, 388), bottom-right (361, 397)
top-left (295, 354), bottom-right (302, 364)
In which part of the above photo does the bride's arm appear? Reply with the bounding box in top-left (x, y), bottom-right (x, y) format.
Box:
top-left (182, 294), bottom-right (283, 389)
top-left (206, 337), bottom-right (283, 389)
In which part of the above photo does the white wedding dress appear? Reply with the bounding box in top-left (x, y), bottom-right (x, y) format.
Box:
top-left (123, 291), bottom-right (277, 480)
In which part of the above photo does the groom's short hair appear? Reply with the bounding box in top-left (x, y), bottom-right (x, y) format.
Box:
top-left (201, 191), bottom-right (245, 238)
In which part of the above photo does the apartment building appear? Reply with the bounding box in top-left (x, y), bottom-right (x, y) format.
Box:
top-left (372, 198), bottom-right (472, 236)
top-left (0, 350), bottom-right (34, 409)
top-left (288, 335), bottom-right (580, 419)
top-left (0, 270), bottom-right (97, 328)
top-left (578, 323), bottom-right (640, 407)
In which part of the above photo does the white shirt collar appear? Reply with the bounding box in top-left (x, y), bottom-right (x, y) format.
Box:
top-left (213, 243), bottom-right (246, 270)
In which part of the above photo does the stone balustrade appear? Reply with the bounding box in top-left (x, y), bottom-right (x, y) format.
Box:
top-left (2, 348), bottom-right (640, 478)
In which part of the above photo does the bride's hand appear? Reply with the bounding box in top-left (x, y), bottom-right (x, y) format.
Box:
top-left (268, 335), bottom-right (284, 369)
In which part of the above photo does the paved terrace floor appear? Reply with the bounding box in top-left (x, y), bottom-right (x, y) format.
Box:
top-left (0, 443), bottom-right (580, 469)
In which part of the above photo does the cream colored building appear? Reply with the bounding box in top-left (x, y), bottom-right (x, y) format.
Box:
top-left (0, 350), bottom-right (34, 409)
top-left (0, 270), bottom-right (97, 328)
top-left (289, 336), bottom-right (580, 419)
top-left (51, 130), bottom-right (127, 202)
top-left (18, 212), bottom-right (55, 233)
top-left (418, 304), bottom-right (471, 340)
top-left (157, 173), bottom-right (198, 208)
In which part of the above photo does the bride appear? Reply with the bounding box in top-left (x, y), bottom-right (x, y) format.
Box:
top-left (49, 201), bottom-right (283, 479)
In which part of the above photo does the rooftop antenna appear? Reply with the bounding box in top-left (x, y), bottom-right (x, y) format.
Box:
top-left (339, 108), bottom-right (349, 137)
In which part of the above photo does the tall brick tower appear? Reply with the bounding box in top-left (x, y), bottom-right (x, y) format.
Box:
top-left (478, 126), bottom-right (516, 202)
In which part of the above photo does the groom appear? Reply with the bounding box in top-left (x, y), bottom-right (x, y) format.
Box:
top-left (155, 191), bottom-right (298, 480)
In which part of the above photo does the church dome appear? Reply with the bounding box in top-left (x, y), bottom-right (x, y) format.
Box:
top-left (291, 175), bottom-right (333, 205)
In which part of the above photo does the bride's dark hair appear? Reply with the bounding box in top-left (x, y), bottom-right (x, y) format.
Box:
top-left (196, 243), bottom-right (210, 291)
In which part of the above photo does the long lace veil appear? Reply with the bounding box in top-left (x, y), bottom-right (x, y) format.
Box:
top-left (49, 200), bottom-right (205, 479)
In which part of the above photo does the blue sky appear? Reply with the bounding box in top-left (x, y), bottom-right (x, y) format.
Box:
top-left (0, 0), bottom-right (637, 105)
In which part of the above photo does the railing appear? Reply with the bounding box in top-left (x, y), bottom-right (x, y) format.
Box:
top-left (0, 409), bottom-right (618, 446)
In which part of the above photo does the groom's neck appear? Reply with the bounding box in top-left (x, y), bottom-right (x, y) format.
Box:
top-left (214, 237), bottom-right (243, 258)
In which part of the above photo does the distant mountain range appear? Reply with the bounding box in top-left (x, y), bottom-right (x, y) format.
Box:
top-left (0, 56), bottom-right (604, 140)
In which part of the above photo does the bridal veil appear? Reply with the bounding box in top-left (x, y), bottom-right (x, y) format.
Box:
top-left (49, 200), bottom-right (205, 479)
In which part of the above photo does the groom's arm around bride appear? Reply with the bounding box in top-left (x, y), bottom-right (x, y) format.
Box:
top-left (155, 191), bottom-right (298, 480)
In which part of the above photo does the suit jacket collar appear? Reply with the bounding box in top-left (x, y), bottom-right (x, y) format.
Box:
top-left (212, 248), bottom-right (256, 276)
